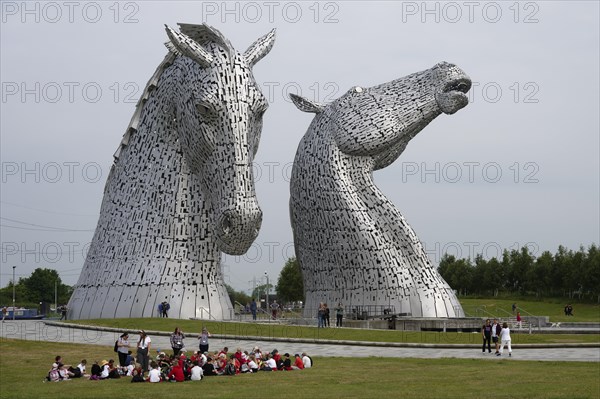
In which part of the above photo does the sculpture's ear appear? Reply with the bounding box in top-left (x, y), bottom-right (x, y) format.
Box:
top-left (290, 94), bottom-right (325, 114)
top-left (244, 29), bottom-right (276, 67)
top-left (165, 24), bottom-right (213, 68)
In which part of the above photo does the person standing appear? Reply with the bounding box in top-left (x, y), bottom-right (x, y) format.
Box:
top-left (491, 319), bottom-right (501, 354)
top-left (158, 302), bottom-right (163, 317)
top-left (334, 303), bottom-right (344, 327)
top-left (323, 303), bottom-right (330, 327)
top-left (137, 330), bottom-right (151, 372)
top-left (162, 301), bottom-right (170, 318)
top-left (497, 322), bottom-right (512, 357)
top-left (170, 327), bottom-right (185, 357)
top-left (198, 327), bottom-right (211, 354)
top-left (270, 300), bottom-right (279, 320)
top-left (516, 312), bottom-right (522, 329)
top-left (116, 332), bottom-right (130, 367)
top-left (317, 303), bottom-right (325, 328)
top-left (481, 319), bottom-right (492, 353)
top-left (250, 299), bottom-right (257, 320)
top-left (1, 306), bottom-right (7, 322)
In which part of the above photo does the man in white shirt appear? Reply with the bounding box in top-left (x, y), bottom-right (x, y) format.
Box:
top-left (190, 362), bottom-right (203, 381)
top-left (302, 352), bottom-right (312, 368)
top-left (77, 360), bottom-right (87, 376)
top-left (265, 354), bottom-right (277, 370)
top-left (148, 361), bottom-right (161, 382)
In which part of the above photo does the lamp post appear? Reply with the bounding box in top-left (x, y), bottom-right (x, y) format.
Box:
top-left (264, 271), bottom-right (269, 311)
top-left (12, 266), bottom-right (16, 321)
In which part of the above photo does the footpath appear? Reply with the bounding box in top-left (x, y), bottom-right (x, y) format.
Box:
top-left (0, 320), bottom-right (598, 362)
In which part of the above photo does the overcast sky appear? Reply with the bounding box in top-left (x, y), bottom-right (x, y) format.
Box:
top-left (1, 1), bottom-right (598, 294)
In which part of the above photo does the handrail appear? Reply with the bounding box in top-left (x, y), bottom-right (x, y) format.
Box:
top-left (196, 307), bottom-right (219, 321)
top-left (472, 306), bottom-right (496, 319)
top-left (233, 301), bottom-right (247, 313)
top-left (493, 307), bottom-right (513, 318)
top-left (516, 306), bottom-right (535, 317)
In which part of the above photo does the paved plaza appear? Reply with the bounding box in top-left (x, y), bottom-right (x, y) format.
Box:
top-left (1, 320), bottom-right (598, 362)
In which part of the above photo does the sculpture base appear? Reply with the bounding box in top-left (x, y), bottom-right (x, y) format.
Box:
top-left (67, 282), bottom-right (233, 320)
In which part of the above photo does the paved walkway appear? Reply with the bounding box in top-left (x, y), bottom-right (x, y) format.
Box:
top-left (1, 320), bottom-right (598, 362)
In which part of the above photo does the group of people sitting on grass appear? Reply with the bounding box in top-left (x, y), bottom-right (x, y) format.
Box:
top-left (47, 347), bottom-right (313, 383)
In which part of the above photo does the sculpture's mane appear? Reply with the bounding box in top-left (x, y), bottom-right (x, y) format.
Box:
top-left (112, 23), bottom-right (234, 161)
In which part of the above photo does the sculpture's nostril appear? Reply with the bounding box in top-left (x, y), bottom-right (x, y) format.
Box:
top-left (221, 214), bottom-right (232, 236)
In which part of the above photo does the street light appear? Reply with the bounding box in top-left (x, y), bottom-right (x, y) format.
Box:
top-left (12, 266), bottom-right (16, 321)
top-left (264, 271), bottom-right (269, 311)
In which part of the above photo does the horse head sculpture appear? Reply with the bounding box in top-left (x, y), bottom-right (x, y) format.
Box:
top-left (68, 24), bottom-right (275, 320)
top-left (290, 62), bottom-right (471, 318)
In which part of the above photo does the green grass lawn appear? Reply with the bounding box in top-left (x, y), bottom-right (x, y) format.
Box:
top-left (459, 297), bottom-right (600, 322)
top-left (0, 339), bottom-right (598, 399)
top-left (65, 318), bottom-right (600, 345)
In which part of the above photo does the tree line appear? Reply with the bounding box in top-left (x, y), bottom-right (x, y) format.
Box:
top-left (0, 268), bottom-right (72, 308)
top-left (438, 244), bottom-right (599, 301)
top-left (6, 245), bottom-right (595, 311)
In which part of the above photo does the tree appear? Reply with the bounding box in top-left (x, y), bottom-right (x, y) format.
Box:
top-left (225, 284), bottom-right (251, 306)
top-left (437, 244), bottom-right (598, 299)
top-left (251, 283), bottom-right (274, 301)
top-left (21, 268), bottom-right (66, 304)
top-left (438, 254), bottom-right (473, 296)
top-left (581, 244), bottom-right (600, 302)
top-left (0, 268), bottom-right (72, 307)
top-left (276, 257), bottom-right (304, 303)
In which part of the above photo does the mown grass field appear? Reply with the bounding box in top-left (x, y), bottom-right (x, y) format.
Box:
top-left (459, 297), bottom-right (600, 322)
top-left (0, 339), bottom-right (598, 399)
top-left (67, 317), bottom-right (600, 345)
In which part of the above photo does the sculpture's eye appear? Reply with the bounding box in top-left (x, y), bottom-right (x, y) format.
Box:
top-left (197, 102), bottom-right (216, 119)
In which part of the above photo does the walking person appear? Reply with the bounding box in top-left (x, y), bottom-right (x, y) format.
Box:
top-left (170, 327), bottom-right (185, 357)
top-left (334, 302), bottom-right (344, 327)
top-left (137, 330), bottom-right (151, 373)
top-left (198, 327), bottom-right (211, 354)
top-left (481, 319), bottom-right (492, 353)
top-left (497, 322), bottom-right (512, 357)
top-left (1, 306), bottom-right (7, 322)
top-left (491, 319), bottom-right (501, 354)
top-left (60, 306), bottom-right (67, 320)
top-left (116, 332), bottom-right (130, 367)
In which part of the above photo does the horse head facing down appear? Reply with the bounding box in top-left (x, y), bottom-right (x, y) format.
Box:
top-left (67, 24), bottom-right (275, 320)
top-left (290, 62), bottom-right (471, 318)
top-left (166, 24), bottom-right (275, 255)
